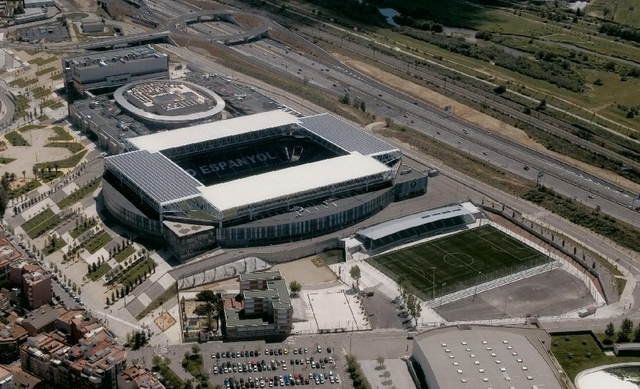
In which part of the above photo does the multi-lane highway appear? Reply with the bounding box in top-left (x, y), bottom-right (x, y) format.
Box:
top-left (3, 1), bottom-right (639, 228)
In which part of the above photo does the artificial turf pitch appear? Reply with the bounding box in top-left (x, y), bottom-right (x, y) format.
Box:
top-left (366, 225), bottom-right (551, 300)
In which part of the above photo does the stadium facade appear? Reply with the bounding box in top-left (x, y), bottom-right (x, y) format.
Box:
top-left (102, 110), bottom-right (427, 260)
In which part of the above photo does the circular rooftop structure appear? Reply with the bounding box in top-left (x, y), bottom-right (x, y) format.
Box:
top-left (114, 80), bottom-right (225, 128)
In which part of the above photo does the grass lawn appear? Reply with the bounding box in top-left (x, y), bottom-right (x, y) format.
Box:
top-left (49, 126), bottom-right (74, 141)
top-left (35, 67), bottom-right (55, 77)
top-left (83, 231), bottom-right (112, 254)
top-left (114, 246), bottom-right (135, 263)
top-left (9, 179), bottom-right (40, 199)
top-left (43, 236), bottom-right (66, 255)
top-left (551, 334), bottom-right (640, 381)
top-left (367, 225), bottom-right (550, 300)
top-left (136, 284), bottom-right (177, 320)
top-left (17, 124), bottom-right (44, 132)
top-left (40, 171), bottom-right (63, 183)
top-left (21, 208), bottom-right (61, 239)
top-left (119, 257), bottom-right (155, 287)
top-left (57, 177), bottom-right (101, 209)
top-left (69, 219), bottom-right (98, 239)
top-left (36, 149), bottom-right (87, 170)
top-left (5, 131), bottom-right (29, 146)
top-left (44, 142), bottom-right (85, 154)
top-left (88, 263), bottom-right (112, 282)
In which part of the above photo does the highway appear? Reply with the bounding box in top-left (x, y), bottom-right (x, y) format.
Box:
top-left (2, 1), bottom-right (639, 228)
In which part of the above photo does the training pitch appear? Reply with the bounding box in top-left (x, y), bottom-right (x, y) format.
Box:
top-left (366, 225), bottom-right (550, 300)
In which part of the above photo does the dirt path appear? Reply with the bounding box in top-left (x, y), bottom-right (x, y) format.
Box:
top-left (334, 53), bottom-right (640, 194)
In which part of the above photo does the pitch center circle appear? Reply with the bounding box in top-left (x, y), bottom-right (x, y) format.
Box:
top-left (443, 253), bottom-right (475, 267)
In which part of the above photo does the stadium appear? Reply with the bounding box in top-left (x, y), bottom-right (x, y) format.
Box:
top-left (102, 110), bottom-right (427, 260)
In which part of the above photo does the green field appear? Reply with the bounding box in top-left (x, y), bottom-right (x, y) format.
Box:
top-left (367, 226), bottom-right (550, 300)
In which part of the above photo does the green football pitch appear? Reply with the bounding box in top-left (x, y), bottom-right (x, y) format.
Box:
top-left (366, 225), bottom-right (551, 300)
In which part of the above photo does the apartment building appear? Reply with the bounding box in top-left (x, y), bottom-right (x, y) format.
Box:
top-left (225, 271), bottom-right (292, 338)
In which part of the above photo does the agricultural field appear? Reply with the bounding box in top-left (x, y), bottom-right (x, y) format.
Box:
top-left (367, 226), bottom-right (550, 300)
top-left (589, 0), bottom-right (640, 27)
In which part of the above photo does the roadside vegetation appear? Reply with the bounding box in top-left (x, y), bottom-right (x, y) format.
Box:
top-left (551, 332), bottom-right (640, 381)
top-left (523, 186), bottom-right (640, 253)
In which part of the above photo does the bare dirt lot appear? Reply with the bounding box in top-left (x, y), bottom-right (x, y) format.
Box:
top-left (435, 268), bottom-right (595, 321)
top-left (272, 257), bottom-right (337, 285)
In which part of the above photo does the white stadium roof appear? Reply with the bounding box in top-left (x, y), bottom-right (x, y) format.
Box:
top-left (356, 203), bottom-right (477, 241)
top-left (199, 153), bottom-right (391, 213)
top-left (127, 110), bottom-right (301, 152)
top-left (301, 114), bottom-right (398, 157)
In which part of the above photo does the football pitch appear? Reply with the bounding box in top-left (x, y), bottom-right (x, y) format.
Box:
top-left (366, 225), bottom-right (551, 300)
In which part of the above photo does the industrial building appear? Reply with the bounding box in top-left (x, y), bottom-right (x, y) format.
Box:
top-left (412, 324), bottom-right (563, 389)
top-left (62, 46), bottom-right (169, 96)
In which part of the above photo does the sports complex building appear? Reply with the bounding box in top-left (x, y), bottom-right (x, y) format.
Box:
top-left (412, 324), bottom-right (563, 389)
top-left (102, 110), bottom-right (427, 260)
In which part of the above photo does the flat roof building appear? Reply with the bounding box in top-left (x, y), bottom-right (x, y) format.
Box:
top-left (412, 324), bottom-right (562, 389)
top-left (224, 271), bottom-right (292, 338)
top-left (62, 46), bottom-right (169, 96)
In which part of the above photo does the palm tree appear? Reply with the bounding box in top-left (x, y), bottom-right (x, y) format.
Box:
top-left (21, 170), bottom-right (25, 182)
top-left (54, 162), bottom-right (59, 173)
top-left (32, 166), bottom-right (37, 179)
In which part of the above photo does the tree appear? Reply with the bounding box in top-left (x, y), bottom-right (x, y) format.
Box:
top-left (0, 187), bottom-right (8, 217)
top-left (21, 170), bottom-right (25, 182)
top-left (398, 277), bottom-right (410, 303)
top-left (406, 293), bottom-right (422, 327)
top-left (376, 355), bottom-right (385, 369)
top-left (195, 290), bottom-right (216, 302)
top-left (634, 325), bottom-right (640, 342)
top-left (605, 322), bottom-right (615, 338)
top-left (192, 344), bottom-right (200, 355)
top-left (106, 297), bottom-right (110, 305)
top-left (32, 166), bottom-right (37, 179)
top-left (618, 318), bottom-right (634, 342)
top-left (349, 265), bottom-right (362, 289)
top-left (289, 280), bottom-right (302, 296)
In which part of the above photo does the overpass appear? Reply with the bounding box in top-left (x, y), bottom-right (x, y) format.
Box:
top-left (168, 10), bottom-right (272, 45)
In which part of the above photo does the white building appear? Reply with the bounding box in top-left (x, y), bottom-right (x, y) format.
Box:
top-left (412, 324), bottom-right (563, 389)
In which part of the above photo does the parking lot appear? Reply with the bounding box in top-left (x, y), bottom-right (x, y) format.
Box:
top-left (204, 340), bottom-right (346, 389)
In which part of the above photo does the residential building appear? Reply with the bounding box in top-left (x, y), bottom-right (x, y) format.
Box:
top-left (10, 263), bottom-right (51, 309)
top-left (224, 271), bottom-right (292, 338)
top-left (117, 367), bottom-right (164, 389)
top-left (0, 321), bottom-right (28, 361)
top-left (3, 365), bottom-right (44, 389)
top-left (0, 366), bottom-right (13, 389)
top-left (17, 306), bottom-right (66, 336)
top-left (0, 228), bottom-right (25, 285)
top-left (20, 326), bottom-right (127, 389)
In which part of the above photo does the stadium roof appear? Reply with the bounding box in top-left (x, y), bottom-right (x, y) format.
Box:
top-left (106, 150), bottom-right (202, 205)
top-left (356, 203), bottom-right (478, 241)
top-left (127, 110), bottom-right (301, 152)
top-left (300, 114), bottom-right (398, 156)
top-left (414, 325), bottom-right (562, 389)
top-left (199, 153), bottom-right (391, 213)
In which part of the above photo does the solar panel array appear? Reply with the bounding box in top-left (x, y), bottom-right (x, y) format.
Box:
top-left (300, 114), bottom-right (398, 156)
top-left (106, 150), bottom-right (202, 205)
